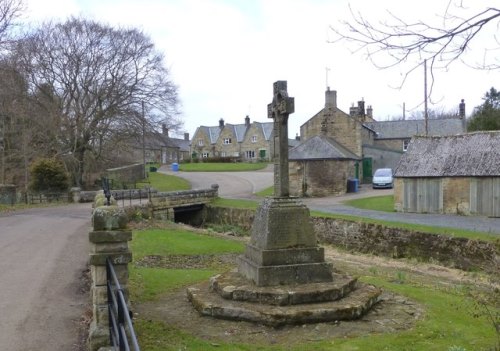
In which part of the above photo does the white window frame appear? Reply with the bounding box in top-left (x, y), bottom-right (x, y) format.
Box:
top-left (221, 152), bottom-right (226, 157)
top-left (223, 138), bottom-right (232, 144)
top-left (251, 135), bottom-right (257, 143)
top-left (198, 139), bottom-right (203, 146)
top-left (202, 152), bottom-right (209, 158)
top-left (403, 139), bottom-right (410, 151)
top-left (245, 150), bottom-right (255, 159)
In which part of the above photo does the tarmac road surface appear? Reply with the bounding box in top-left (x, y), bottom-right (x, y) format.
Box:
top-left (0, 203), bottom-right (91, 351)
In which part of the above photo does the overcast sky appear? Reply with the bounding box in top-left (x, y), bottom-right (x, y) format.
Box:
top-left (23, 0), bottom-right (499, 137)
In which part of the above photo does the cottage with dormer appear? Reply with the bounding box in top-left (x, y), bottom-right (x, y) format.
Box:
top-left (190, 116), bottom-right (274, 161)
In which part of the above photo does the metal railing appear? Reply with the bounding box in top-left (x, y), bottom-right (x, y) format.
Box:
top-left (106, 257), bottom-right (140, 351)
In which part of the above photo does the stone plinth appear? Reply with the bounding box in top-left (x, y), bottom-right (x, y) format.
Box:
top-left (238, 197), bottom-right (332, 286)
top-left (188, 278), bottom-right (381, 327)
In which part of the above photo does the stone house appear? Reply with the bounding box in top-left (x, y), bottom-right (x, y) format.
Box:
top-left (290, 88), bottom-right (367, 195)
top-left (191, 116), bottom-right (274, 161)
top-left (393, 131), bottom-right (500, 217)
top-left (289, 134), bottom-right (361, 197)
top-left (299, 87), bottom-right (467, 185)
top-left (124, 125), bottom-right (190, 165)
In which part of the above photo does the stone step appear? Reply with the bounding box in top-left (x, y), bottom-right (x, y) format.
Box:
top-left (187, 281), bottom-right (382, 327)
top-left (210, 271), bottom-right (358, 306)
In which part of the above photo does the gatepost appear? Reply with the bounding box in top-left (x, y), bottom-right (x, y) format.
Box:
top-left (88, 193), bottom-right (132, 351)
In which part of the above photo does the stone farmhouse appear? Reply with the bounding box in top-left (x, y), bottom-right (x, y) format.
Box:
top-left (393, 131), bottom-right (500, 217)
top-left (289, 87), bottom-right (466, 196)
top-left (190, 116), bottom-right (275, 161)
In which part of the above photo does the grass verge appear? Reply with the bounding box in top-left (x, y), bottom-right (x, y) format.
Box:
top-left (344, 195), bottom-right (395, 212)
top-left (212, 198), bottom-right (498, 242)
top-left (180, 162), bottom-right (268, 172)
top-left (136, 171), bottom-right (190, 192)
top-left (129, 227), bottom-right (499, 351)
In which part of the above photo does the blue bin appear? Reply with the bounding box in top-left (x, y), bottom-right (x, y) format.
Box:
top-left (347, 178), bottom-right (359, 193)
top-left (171, 163), bottom-right (179, 172)
top-left (352, 178), bottom-right (359, 192)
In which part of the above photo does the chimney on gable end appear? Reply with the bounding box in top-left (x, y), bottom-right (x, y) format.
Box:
top-left (162, 123), bottom-right (169, 137)
top-left (367, 105), bottom-right (373, 120)
top-left (325, 87), bottom-right (337, 109)
top-left (184, 132), bottom-right (189, 141)
top-left (219, 118), bottom-right (224, 128)
top-left (245, 115), bottom-right (250, 127)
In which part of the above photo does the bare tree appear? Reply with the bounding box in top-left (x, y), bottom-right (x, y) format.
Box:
top-left (330, 2), bottom-right (500, 90)
top-left (0, 0), bottom-right (23, 44)
top-left (14, 17), bottom-right (181, 187)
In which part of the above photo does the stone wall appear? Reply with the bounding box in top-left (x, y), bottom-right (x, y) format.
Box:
top-left (289, 160), bottom-right (355, 197)
top-left (241, 122), bottom-right (271, 161)
top-left (203, 205), bottom-right (499, 273)
top-left (106, 163), bottom-right (144, 187)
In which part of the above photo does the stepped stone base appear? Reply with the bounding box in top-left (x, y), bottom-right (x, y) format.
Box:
top-left (210, 271), bottom-right (357, 306)
top-left (187, 275), bottom-right (381, 327)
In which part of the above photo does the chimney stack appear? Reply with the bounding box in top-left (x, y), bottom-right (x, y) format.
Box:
top-left (459, 99), bottom-right (466, 119)
top-left (357, 100), bottom-right (365, 117)
top-left (295, 133), bottom-right (300, 141)
top-left (184, 132), bottom-right (189, 141)
top-left (325, 87), bottom-right (337, 109)
top-left (162, 124), bottom-right (169, 137)
top-left (245, 115), bottom-right (250, 127)
top-left (367, 105), bottom-right (373, 119)
top-left (219, 118), bottom-right (224, 128)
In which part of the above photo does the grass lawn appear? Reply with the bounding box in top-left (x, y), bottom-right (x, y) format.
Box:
top-left (179, 162), bottom-right (268, 172)
top-left (256, 186), bottom-right (273, 197)
top-left (129, 226), bottom-right (499, 351)
top-left (136, 171), bottom-right (190, 192)
top-left (344, 195), bottom-right (395, 212)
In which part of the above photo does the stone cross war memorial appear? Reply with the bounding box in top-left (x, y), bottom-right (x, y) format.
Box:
top-left (187, 81), bottom-right (381, 327)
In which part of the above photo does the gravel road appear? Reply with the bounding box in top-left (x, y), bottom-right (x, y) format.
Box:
top-left (0, 203), bottom-right (91, 351)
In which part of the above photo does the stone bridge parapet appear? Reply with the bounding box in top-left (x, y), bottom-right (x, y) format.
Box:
top-left (149, 184), bottom-right (219, 219)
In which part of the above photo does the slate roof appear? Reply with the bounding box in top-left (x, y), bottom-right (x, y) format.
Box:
top-left (196, 121), bottom-right (274, 144)
top-left (394, 131), bottom-right (500, 177)
top-left (364, 118), bottom-right (465, 139)
top-left (166, 137), bottom-right (190, 152)
top-left (289, 135), bottom-right (361, 161)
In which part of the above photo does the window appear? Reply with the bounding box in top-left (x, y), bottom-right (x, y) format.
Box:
top-left (202, 152), bottom-right (209, 158)
top-left (251, 135), bottom-right (257, 143)
top-left (245, 150), bottom-right (255, 159)
top-left (198, 139), bottom-right (203, 146)
top-left (403, 139), bottom-right (410, 151)
top-left (223, 138), bottom-right (232, 144)
top-left (221, 152), bottom-right (226, 157)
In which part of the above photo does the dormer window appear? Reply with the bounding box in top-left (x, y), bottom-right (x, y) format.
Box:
top-left (223, 138), bottom-right (232, 144)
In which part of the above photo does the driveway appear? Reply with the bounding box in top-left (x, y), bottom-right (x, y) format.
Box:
top-left (163, 167), bottom-right (500, 234)
top-left (0, 203), bottom-right (91, 351)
